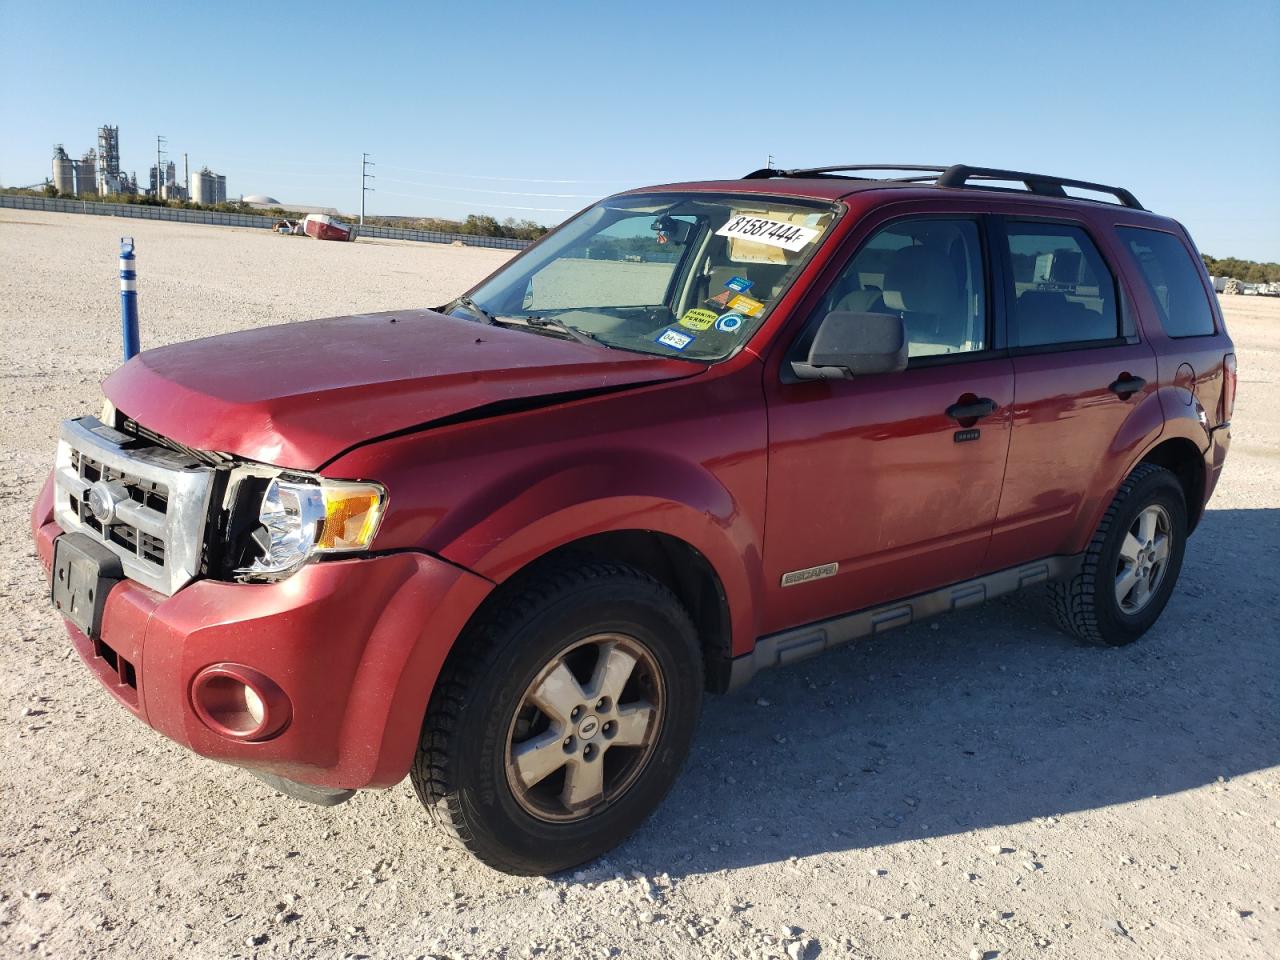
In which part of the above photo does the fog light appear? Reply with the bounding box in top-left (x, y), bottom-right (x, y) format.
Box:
top-left (191, 664), bottom-right (291, 741)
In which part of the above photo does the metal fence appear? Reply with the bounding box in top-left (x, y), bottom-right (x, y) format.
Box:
top-left (0, 193), bottom-right (533, 250)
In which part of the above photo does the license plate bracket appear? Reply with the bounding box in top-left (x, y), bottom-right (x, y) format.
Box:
top-left (52, 533), bottom-right (124, 639)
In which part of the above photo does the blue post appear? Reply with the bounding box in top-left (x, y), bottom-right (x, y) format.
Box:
top-left (119, 237), bottom-right (140, 360)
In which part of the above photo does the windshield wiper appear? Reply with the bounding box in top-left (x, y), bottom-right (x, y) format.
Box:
top-left (453, 295), bottom-right (497, 325)
top-left (522, 316), bottom-right (604, 348)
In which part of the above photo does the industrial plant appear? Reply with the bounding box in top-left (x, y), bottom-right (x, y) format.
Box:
top-left (48, 124), bottom-right (225, 204)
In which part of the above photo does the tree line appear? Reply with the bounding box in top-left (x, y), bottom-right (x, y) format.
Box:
top-left (1201, 254), bottom-right (1280, 284)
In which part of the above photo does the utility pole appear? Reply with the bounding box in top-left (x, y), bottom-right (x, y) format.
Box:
top-left (155, 135), bottom-right (167, 198)
top-left (361, 152), bottom-right (375, 225)
top-left (183, 152), bottom-right (189, 199)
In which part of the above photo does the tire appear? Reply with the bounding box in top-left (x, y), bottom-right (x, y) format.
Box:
top-left (410, 560), bottom-right (703, 875)
top-left (1049, 463), bottom-right (1188, 646)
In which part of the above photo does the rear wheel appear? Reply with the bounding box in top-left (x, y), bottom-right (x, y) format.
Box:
top-left (411, 561), bottom-right (702, 875)
top-left (1049, 463), bottom-right (1188, 646)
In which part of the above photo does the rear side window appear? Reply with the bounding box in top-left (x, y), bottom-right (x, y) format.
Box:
top-left (1004, 223), bottom-right (1119, 348)
top-left (1118, 227), bottom-right (1216, 337)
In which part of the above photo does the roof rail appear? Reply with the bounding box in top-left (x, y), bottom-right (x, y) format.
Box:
top-left (742, 163), bottom-right (1144, 210)
top-left (937, 165), bottom-right (1144, 210)
top-left (742, 164), bottom-right (949, 181)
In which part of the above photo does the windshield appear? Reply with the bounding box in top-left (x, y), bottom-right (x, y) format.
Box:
top-left (451, 192), bottom-right (840, 361)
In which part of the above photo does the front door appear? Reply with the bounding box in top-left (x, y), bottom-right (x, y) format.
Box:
top-left (760, 215), bottom-right (1014, 635)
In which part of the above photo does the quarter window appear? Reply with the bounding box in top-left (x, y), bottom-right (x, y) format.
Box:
top-left (1004, 223), bottom-right (1119, 347)
top-left (1118, 227), bottom-right (1216, 337)
top-left (815, 219), bottom-right (988, 358)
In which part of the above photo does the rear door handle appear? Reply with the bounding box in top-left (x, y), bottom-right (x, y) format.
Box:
top-left (946, 397), bottom-right (998, 421)
top-left (1108, 375), bottom-right (1147, 398)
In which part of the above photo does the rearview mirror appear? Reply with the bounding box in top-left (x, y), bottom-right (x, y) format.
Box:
top-left (792, 311), bottom-right (908, 380)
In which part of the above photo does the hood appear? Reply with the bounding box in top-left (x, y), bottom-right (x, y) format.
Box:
top-left (104, 309), bottom-right (700, 470)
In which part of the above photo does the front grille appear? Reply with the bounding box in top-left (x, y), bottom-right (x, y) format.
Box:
top-left (53, 417), bottom-right (215, 596)
top-left (68, 449), bottom-right (170, 565)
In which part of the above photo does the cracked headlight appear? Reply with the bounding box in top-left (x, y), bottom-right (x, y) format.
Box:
top-left (239, 476), bottom-right (387, 579)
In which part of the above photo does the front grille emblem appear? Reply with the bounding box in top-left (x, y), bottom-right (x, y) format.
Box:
top-left (87, 480), bottom-right (128, 525)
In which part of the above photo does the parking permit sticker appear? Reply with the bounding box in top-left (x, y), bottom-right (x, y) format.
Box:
top-left (716, 216), bottom-right (819, 252)
top-left (728, 294), bottom-right (764, 316)
top-left (715, 312), bottom-right (745, 333)
top-left (725, 276), bottom-right (754, 293)
top-left (679, 308), bottom-right (719, 331)
top-left (708, 290), bottom-right (734, 308)
top-left (656, 328), bottom-right (694, 350)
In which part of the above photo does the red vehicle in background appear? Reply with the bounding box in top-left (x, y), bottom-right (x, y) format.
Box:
top-left (32, 164), bottom-right (1234, 875)
top-left (302, 213), bottom-right (357, 241)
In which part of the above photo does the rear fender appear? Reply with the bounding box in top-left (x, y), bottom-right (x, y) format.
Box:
top-left (1074, 395), bottom-right (1211, 550)
top-left (1069, 388), bottom-right (1166, 554)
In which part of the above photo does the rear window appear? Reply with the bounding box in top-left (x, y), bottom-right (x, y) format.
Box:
top-left (1118, 227), bottom-right (1216, 338)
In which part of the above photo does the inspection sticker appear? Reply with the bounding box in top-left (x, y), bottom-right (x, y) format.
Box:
top-left (656, 328), bottom-right (695, 350)
top-left (716, 216), bottom-right (819, 251)
top-left (728, 293), bottom-right (764, 316)
top-left (715, 312), bottom-right (746, 333)
top-left (725, 275), bottom-right (754, 293)
top-left (679, 308), bottom-right (719, 331)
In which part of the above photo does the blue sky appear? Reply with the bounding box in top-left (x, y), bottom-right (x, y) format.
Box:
top-left (3, 0), bottom-right (1277, 259)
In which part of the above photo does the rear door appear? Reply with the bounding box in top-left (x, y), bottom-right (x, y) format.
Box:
top-left (984, 217), bottom-right (1160, 570)
top-left (760, 212), bottom-right (1014, 634)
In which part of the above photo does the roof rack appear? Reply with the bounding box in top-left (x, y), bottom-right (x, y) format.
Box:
top-left (741, 163), bottom-right (1144, 210)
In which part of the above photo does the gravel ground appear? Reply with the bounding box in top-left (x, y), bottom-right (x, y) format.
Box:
top-left (1, 209), bottom-right (1277, 960)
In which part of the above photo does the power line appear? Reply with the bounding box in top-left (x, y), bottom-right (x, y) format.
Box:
top-left (378, 176), bottom-right (597, 199)
top-left (378, 163), bottom-right (628, 185)
top-left (377, 189), bottom-right (577, 214)
top-left (211, 156), bottom-right (629, 185)
top-left (229, 169), bottom-right (599, 200)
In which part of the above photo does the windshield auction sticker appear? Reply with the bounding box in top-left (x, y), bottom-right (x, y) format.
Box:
top-left (716, 216), bottom-right (819, 252)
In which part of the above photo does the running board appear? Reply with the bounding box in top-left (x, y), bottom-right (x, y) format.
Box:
top-left (727, 555), bottom-right (1082, 691)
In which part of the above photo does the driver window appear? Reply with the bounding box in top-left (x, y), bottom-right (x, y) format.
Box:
top-left (815, 218), bottom-right (988, 358)
top-left (523, 216), bottom-right (692, 310)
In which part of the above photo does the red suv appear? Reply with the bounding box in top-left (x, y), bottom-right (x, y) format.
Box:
top-left (33, 164), bottom-right (1235, 875)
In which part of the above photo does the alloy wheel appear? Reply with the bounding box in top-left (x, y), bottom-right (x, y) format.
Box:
top-left (1115, 504), bottom-right (1172, 615)
top-left (504, 633), bottom-right (664, 823)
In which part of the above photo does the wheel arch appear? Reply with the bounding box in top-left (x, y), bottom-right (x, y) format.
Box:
top-left (1138, 435), bottom-right (1207, 533)
top-left (427, 446), bottom-right (767, 671)
top-left (453, 528), bottom-right (737, 694)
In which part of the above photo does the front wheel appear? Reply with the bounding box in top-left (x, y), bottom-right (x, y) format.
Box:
top-left (411, 561), bottom-right (703, 875)
top-left (1049, 463), bottom-right (1188, 646)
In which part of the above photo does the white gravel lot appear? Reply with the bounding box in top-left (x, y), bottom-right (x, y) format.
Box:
top-left (1, 209), bottom-right (1277, 960)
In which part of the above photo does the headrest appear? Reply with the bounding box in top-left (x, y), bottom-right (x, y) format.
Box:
top-left (882, 245), bottom-right (960, 315)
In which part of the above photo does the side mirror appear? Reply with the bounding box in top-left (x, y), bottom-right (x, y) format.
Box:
top-left (792, 311), bottom-right (908, 380)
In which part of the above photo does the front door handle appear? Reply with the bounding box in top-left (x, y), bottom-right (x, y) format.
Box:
top-left (946, 397), bottom-right (998, 421)
top-left (1109, 375), bottom-right (1147, 399)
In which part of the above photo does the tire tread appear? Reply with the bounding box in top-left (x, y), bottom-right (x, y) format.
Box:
top-left (1048, 462), bottom-right (1173, 646)
top-left (410, 558), bottom-right (693, 875)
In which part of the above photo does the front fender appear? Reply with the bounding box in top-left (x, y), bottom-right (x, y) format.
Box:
top-left (433, 448), bottom-right (764, 655)
top-left (322, 370), bottom-right (771, 657)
